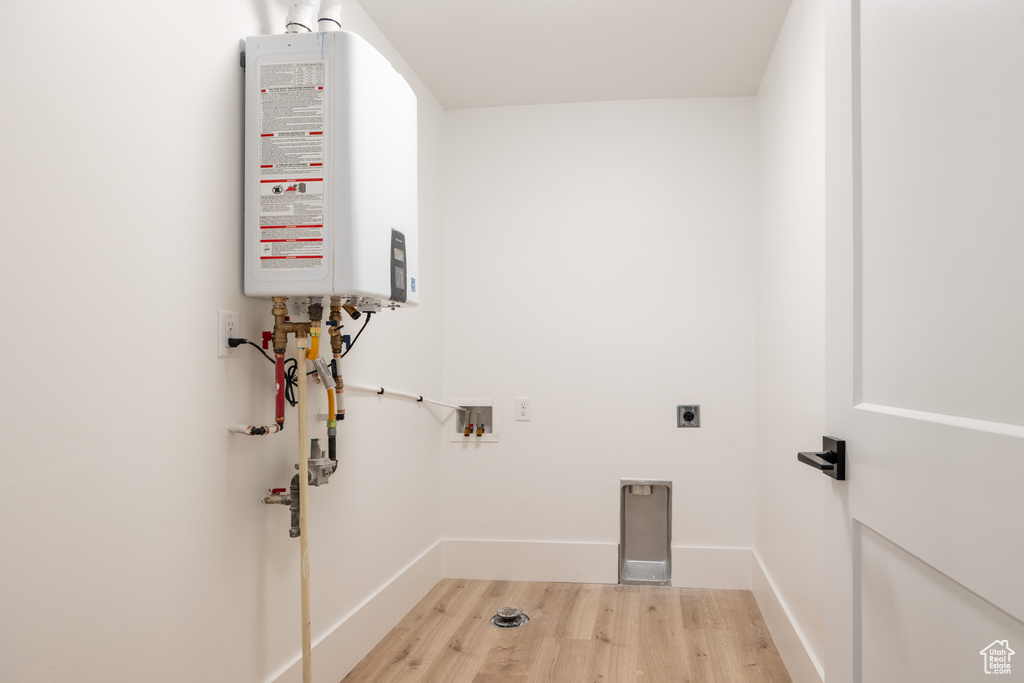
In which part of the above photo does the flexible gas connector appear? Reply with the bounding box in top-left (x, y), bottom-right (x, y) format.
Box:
top-left (307, 321), bottom-right (320, 360)
top-left (306, 297), bottom-right (323, 361)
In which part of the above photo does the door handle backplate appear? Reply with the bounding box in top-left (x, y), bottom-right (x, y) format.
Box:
top-left (798, 436), bottom-right (846, 481)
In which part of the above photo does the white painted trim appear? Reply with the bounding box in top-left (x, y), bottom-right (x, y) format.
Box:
top-left (268, 540), bottom-right (443, 683)
top-left (443, 539), bottom-right (754, 589)
top-left (856, 402), bottom-right (1024, 439)
top-left (751, 550), bottom-right (824, 683)
top-left (443, 539), bottom-right (619, 583)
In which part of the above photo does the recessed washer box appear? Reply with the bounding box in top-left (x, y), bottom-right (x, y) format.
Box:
top-left (450, 398), bottom-right (498, 443)
top-left (243, 31), bottom-right (418, 307)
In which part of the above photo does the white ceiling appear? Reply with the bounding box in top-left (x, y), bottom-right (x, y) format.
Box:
top-left (357, 0), bottom-right (793, 110)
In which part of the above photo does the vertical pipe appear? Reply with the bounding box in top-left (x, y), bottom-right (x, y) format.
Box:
top-left (327, 384), bottom-right (337, 462)
top-left (334, 360), bottom-right (345, 421)
top-left (318, 0), bottom-right (343, 31)
top-left (295, 334), bottom-right (312, 683)
top-left (329, 298), bottom-right (346, 422)
top-left (275, 355), bottom-right (286, 427)
top-left (285, 0), bottom-right (318, 32)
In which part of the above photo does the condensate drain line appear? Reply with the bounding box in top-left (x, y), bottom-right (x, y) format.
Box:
top-left (345, 384), bottom-right (467, 412)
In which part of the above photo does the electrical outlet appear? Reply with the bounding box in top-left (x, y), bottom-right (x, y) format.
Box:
top-left (218, 310), bottom-right (239, 358)
top-left (677, 404), bottom-right (700, 428)
top-left (516, 397), bottom-right (531, 421)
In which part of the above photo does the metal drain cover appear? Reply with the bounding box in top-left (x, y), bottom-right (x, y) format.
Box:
top-left (491, 606), bottom-right (529, 628)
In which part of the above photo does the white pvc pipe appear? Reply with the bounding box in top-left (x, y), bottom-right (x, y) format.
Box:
top-left (228, 423), bottom-right (282, 436)
top-left (318, 0), bottom-right (343, 31)
top-left (295, 336), bottom-right (313, 683)
top-left (346, 384), bottom-right (468, 412)
top-left (285, 0), bottom-right (318, 33)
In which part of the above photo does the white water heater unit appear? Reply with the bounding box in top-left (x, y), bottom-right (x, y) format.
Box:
top-left (243, 30), bottom-right (418, 307)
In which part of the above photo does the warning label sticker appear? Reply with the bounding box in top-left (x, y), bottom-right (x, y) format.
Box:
top-left (258, 178), bottom-right (325, 268)
top-left (258, 61), bottom-right (326, 270)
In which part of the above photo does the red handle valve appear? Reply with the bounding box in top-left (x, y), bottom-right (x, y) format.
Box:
top-left (261, 331), bottom-right (273, 349)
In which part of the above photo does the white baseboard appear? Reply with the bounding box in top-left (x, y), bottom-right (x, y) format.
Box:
top-left (751, 550), bottom-right (824, 683)
top-left (671, 546), bottom-right (752, 589)
top-left (443, 539), bottom-right (753, 590)
top-left (443, 539), bottom-right (619, 583)
top-left (268, 540), bottom-right (443, 683)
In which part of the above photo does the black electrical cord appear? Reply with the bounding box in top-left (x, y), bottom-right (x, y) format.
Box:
top-left (229, 337), bottom-right (312, 407)
top-left (338, 311), bottom-right (373, 359)
top-left (230, 311), bottom-right (373, 407)
top-left (230, 337), bottom-right (275, 363)
top-left (281, 357), bottom-right (317, 408)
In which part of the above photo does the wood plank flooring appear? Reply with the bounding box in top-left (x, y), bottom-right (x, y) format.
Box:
top-left (342, 580), bottom-right (791, 683)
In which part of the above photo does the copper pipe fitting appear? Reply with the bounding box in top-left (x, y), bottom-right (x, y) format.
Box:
top-left (307, 298), bottom-right (324, 323)
top-left (271, 296), bottom-right (311, 354)
top-left (272, 297), bottom-right (290, 354)
top-left (328, 300), bottom-right (344, 356)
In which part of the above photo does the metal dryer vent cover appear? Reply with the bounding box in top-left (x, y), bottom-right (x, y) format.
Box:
top-left (491, 606), bottom-right (529, 628)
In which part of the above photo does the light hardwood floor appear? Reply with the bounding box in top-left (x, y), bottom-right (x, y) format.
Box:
top-left (342, 579), bottom-right (791, 682)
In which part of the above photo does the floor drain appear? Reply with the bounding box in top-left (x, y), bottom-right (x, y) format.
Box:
top-left (491, 606), bottom-right (529, 628)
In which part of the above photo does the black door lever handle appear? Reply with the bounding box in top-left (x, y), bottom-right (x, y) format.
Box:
top-left (797, 437), bottom-right (846, 480)
top-left (798, 451), bottom-right (835, 470)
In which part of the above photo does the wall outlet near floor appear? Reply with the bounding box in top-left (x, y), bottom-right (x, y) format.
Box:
top-left (218, 310), bottom-right (239, 358)
top-left (516, 397), bottom-right (531, 421)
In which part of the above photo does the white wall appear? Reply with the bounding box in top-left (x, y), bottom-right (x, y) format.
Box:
top-left (441, 99), bottom-right (758, 580)
top-left (753, 0), bottom-right (827, 680)
top-left (0, 2), bottom-right (444, 682)
top-left (0, 0), bottom-right (843, 678)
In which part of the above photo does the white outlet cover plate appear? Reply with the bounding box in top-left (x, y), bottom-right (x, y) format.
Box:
top-left (516, 397), bottom-right (531, 421)
top-left (218, 310), bottom-right (239, 358)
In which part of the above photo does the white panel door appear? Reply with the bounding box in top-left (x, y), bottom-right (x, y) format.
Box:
top-left (825, 1), bottom-right (1024, 681)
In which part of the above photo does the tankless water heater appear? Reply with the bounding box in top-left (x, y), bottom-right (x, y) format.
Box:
top-left (243, 31), bottom-right (418, 307)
